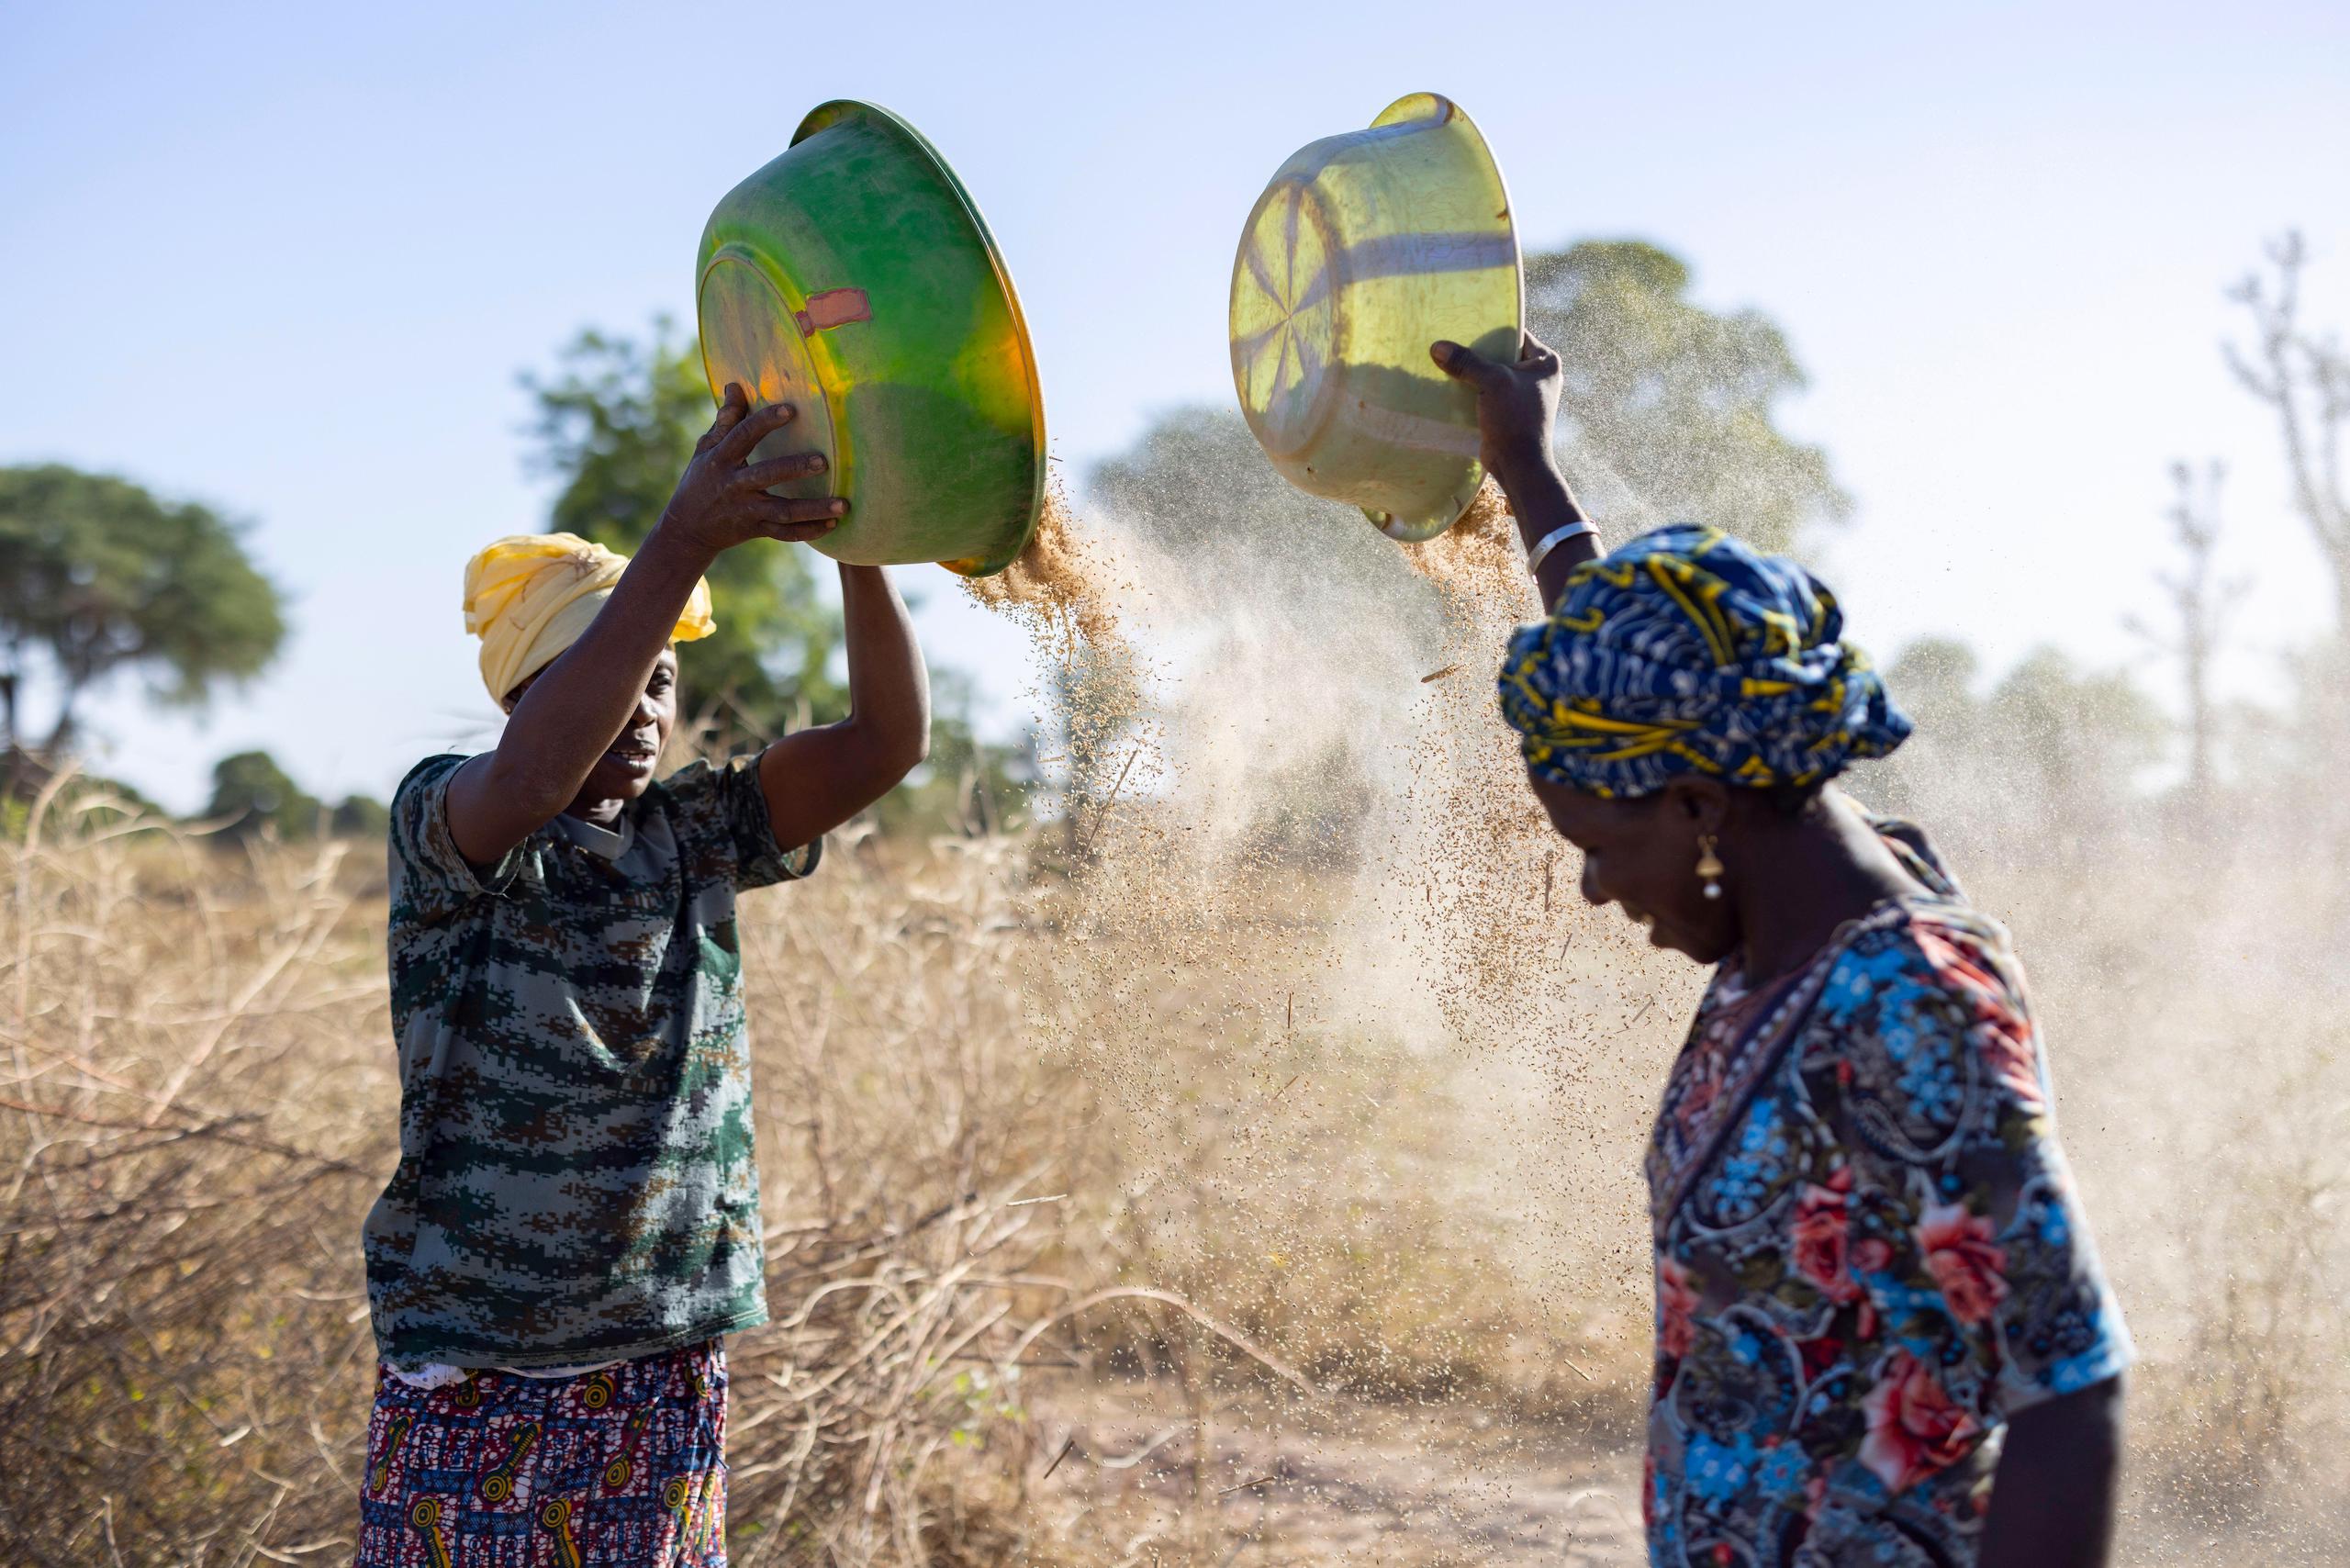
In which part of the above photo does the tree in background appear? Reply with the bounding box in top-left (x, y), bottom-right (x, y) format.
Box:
top-left (0, 465), bottom-right (285, 752)
top-left (204, 749), bottom-right (320, 841)
top-left (196, 748), bottom-right (384, 843)
top-left (1090, 399), bottom-right (1427, 597)
top-left (1094, 238), bottom-right (1848, 566)
top-left (2228, 232), bottom-right (2347, 640)
top-left (330, 793), bottom-right (391, 840)
top-left (1872, 639), bottom-right (2167, 856)
top-left (2125, 463), bottom-right (2243, 806)
top-left (1527, 241), bottom-right (1850, 554)
top-left (522, 321), bottom-right (843, 734)
top-left (1991, 648), bottom-right (2168, 812)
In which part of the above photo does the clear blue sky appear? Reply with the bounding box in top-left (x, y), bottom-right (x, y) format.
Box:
top-left (3, 1), bottom-right (2344, 810)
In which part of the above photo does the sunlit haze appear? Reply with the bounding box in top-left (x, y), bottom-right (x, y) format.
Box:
top-left (2, 0), bottom-right (2342, 809)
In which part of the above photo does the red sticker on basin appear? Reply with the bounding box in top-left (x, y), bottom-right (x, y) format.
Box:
top-left (793, 287), bottom-right (873, 336)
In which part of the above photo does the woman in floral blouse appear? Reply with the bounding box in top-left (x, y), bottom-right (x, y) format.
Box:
top-left (1431, 333), bottom-right (2132, 1568)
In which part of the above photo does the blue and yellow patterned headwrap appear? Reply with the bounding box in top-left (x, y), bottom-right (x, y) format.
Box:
top-left (1497, 523), bottom-right (1910, 799)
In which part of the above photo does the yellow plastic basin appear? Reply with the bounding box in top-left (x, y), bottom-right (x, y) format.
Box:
top-left (1228, 93), bottom-right (1523, 543)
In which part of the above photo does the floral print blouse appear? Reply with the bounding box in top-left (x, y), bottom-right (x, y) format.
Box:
top-left (1642, 826), bottom-right (2131, 1566)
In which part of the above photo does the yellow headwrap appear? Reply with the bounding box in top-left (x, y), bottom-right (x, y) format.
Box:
top-left (462, 532), bottom-right (715, 703)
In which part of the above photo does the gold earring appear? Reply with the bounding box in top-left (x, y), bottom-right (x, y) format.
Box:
top-left (1695, 834), bottom-right (1725, 901)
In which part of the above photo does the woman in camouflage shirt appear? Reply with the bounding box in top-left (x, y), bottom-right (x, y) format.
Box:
top-left (358, 386), bottom-right (929, 1567)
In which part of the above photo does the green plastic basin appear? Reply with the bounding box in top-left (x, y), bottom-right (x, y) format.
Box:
top-left (1229, 93), bottom-right (1524, 543)
top-left (696, 101), bottom-right (1046, 577)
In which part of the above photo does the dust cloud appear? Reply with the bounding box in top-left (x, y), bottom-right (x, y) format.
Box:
top-left (965, 463), bottom-right (1697, 1553)
top-left (962, 442), bottom-right (2346, 1561)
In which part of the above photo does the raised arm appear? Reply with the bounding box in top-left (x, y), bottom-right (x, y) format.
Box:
top-left (755, 563), bottom-right (930, 850)
top-left (442, 386), bottom-right (844, 865)
top-left (1432, 331), bottom-right (1597, 610)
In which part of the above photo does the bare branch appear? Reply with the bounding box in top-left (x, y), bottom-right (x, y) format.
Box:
top-left (2226, 230), bottom-right (2350, 634)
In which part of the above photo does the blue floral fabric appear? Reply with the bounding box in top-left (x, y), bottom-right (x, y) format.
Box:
top-left (1498, 524), bottom-right (1911, 799)
top-left (1643, 827), bottom-right (2132, 1565)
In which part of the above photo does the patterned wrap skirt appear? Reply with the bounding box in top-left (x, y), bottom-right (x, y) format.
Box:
top-left (356, 1339), bottom-right (727, 1567)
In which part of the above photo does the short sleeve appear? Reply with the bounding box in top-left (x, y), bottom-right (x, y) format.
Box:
top-left (658, 755), bottom-right (821, 893)
top-left (1827, 917), bottom-right (2133, 1419)
top-left (386, 754), bottom-right (523, 926)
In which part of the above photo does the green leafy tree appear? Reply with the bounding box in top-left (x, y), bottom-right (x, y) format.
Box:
top-left (331, 793), bottom-right (391, 840)
top-left (521, 320), bottom-right (843, 732)
top-left (204, 749), bottom-right (320, 841)
top-left (1091, 405), bottom-right (1422, 594)
top-left (1527, 240), bottom-right (1849, 553)
top-left (1871, 638), bottom-right (2166, 855)
top-left (0, 465), bottom-right (286, 751)
top-left (1989, 647), bottom-right (2168, 808)
top-left (1095, 239), bottom-right (1845, 572)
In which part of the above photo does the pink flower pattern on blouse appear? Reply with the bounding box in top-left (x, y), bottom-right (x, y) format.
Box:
top-left (1639, 823), bottom-right (2132, 1567)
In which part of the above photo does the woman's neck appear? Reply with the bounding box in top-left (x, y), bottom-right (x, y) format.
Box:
top-left (1733, 791), bottom-right (1929, 983)
top-left (564, 793), bottom-right (628, 830)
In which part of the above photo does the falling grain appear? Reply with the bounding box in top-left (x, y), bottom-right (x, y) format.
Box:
top-left (962, 485), bottom-right (1125, 655)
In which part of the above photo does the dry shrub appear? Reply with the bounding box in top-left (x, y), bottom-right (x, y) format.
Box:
top-left (2140, 1075), bottom-right (2344, 1524)
top-left (722, 831), bottom-right (1113, 1564)
top-left (0, 776), bottom-right (386, 1565)
top-left (0, 777), bottom-right (1294, 1567)
top-left (0, 782), bottom-right (1125, 1565)
top-left (1886, 803), bottom-right (2350, 1558)
top-left (5, 730), bottom-right (2345, 1565)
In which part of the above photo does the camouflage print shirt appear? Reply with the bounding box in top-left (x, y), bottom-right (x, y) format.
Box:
top-left (364, 753), bottom-right (816, 1371)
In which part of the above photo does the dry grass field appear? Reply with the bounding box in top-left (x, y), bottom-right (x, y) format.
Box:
top-left (2, 748), bottom-right (2344, 1564)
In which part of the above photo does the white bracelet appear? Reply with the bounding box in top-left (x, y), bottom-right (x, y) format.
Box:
top-left (1526, 521), bottom-right (1598, 574)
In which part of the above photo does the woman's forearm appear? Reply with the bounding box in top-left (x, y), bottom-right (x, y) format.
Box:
top-left (1429, 332), bottom-right (1595, 611)
top-left (446, 526), bottom-right (716, 860)
top-left (835, 564), bottom-right (929, 778)
top-left (755, 564), bottom-right (928, 847)
top-left (1979, 1376), bottom-right (2124, 1568)
top-left (1493, 455), bottom-right (1596, 612)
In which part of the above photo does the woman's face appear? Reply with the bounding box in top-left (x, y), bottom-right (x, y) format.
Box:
top-left (1530, 773), bottom-right (1738, 965)
top-left (505, 647), bottom-right (680, 804)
